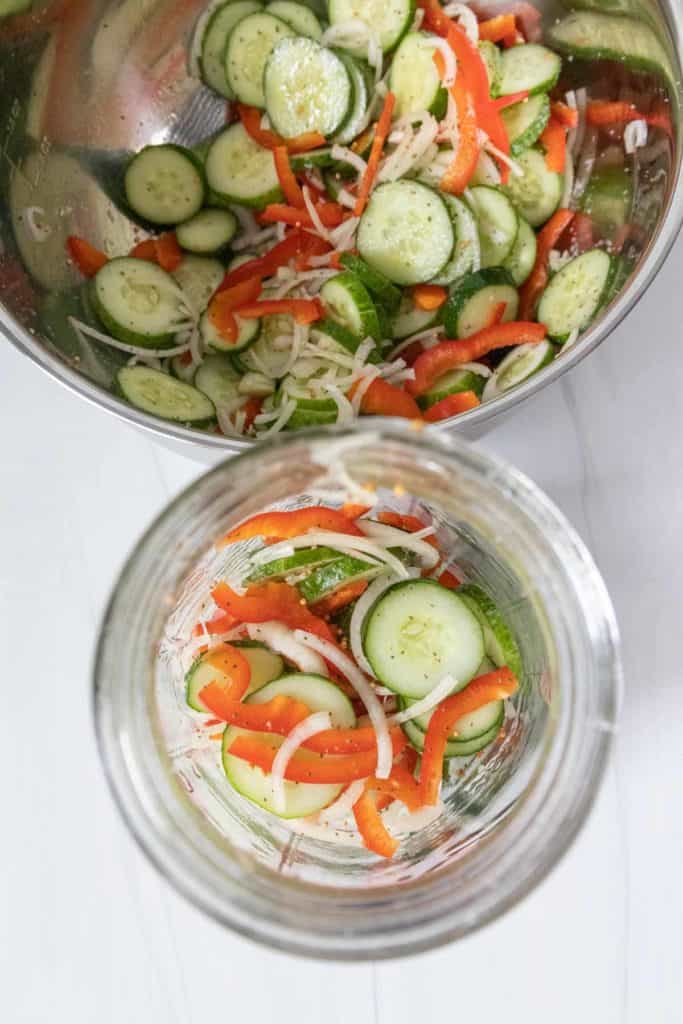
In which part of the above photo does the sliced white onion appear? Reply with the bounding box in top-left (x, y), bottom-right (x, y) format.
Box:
top-left (254, 398), bottom-right (297, 438)
top-left (318, 779), bottom-right (368, 823)
top-left (251, 531), bottom-right (411, 578)
top-left (389, 674), bottom-right (457, 724)
top-left (350, 366), bottom-right (381, 413)
top-left (329, 215), bottom-right (360, 251)
top-left (245, 621), bottom-right (329, 676)
top-left (302, 185), bottom-right (332, 243)
top-left (293, 630), bottom-right (393, 779)
top-left (572, 125), bottom-right (597, 205)
top-left (624, 119), bottom-right (648, 155)
top-left (330, 144), bottom-right (367, 177)
top-left (271, 711), bottom-right (333, 813)
top-left (443, 1), bottom-right (479, 41)
top-left (349, 571), bottom-right (402, 676)
top-left (482, 135), bottom-right (523, 177)
top-left (232, 227), bottom-right (278, 252)
top-left (431, 37), bottom-right (457, 86)
top-left (560, 144), bottom-right (575, 210)
top-left (358, 520), bottom-right (440, 568)
top-left (68, 317), bottom-right (192, 358)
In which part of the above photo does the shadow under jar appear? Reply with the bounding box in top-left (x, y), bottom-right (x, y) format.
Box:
top-left (94, 427), bottom-right (622, 959)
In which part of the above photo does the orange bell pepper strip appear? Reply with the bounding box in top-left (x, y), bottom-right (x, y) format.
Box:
top-left (420, 668), bottom-right (519, 804)
top-left (341, 502), bottom-right (372, 520)
top-left (349, 377), bottom-right (422, 420)
top-left (377, 510), bottom-right (439, 549)
top-left (199, 684), bottom-right (311, 732)
top-left (226, 729), bottom-right (407, 783)
top-left (194, 611), bottom-right (239, 636)
top-left (201, 643), bottom-right (252, 701)
top-left (240, 396), bottom-right (263, 432)
top-left (407, 322), bottom-right (547, 396)
top-left (519, 207), bottom-right (574, 320)
top-left (234, 297), bottom-right (324, 325)
top-left (365, 764), bottom-right (424, 812)
top-left (353, 791), bottom-right (399, 857)
top-left (305, 724), bottom-right (407, 756)
top-left (259, 202), bottom-right (346, 229)
top-left (129, 238), bottom-right (158, 261)
top-left (154, 231), bottom-right (182, 272)
top-left (237, 103), bottom-right (326, 153)
top-left (310, 578), bottom-right (370, 617)
top-left (478, 13), bottom-right (516, 42)
top-left (540, 117), bottom-right (566, 173)
top-left (221, 505), bottom-right (365, 545)
top-left (551, 101), bottom-right (579, 129)
top-left (423, 390), bottom-right (481, 422)
top-left (433, 51), bottom-right (480, 194)
top-left (354, 91), bottom-right (395, 217)
top-left (585, 100), bottom-right (642, 127)
top-left (412, 284), bottom-right (448, 311)
top-left (273, 146), bottom-right (306, 208)
top-left (212, 581), bottom-right (337, 642)
top-left (351, 125), bottom-right (375, 156)
top-left (493, 90), bottom-right (530, 112)
top-left (208, 276), bottom-right (263, 344)
top-left (66, 236), bottom-right (108, 277)
top-left (418, 0), bottom-right (452, 36)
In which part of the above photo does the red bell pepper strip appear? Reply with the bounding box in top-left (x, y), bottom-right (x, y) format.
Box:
top-left (349, 377), bottom-right (422, 420)
top-left (240, 396), bottom-right (263, 432)
top-left (585, 100), bottom-right (642, 127)
top-left (433, 49), bottom-right (482, 195)
top-left (220, 506), bottom-right (365, 545)
top-left (437, 568), bottom-right (461, 589)
top-left (212, 581), bottom-right (337, 641)
top-left (418, 0), bottom-right (452, 36)
top-left (540, 117), bottom-right (566, 173)
top-left (200, 684), bottom-right (311, 732)
top-left (293, 234), bottom-right (334, 271)
top-left (354, 91), bottom-right (396, 217)
top-left (366, 764), bottom-right (424, 812)
top-left (478, 13), bottom-right (516, 42)
top-left (493, 90), bottom-right (530, 112)
top-left (519, 207), bottom-right (574, 320)
top-left (411, 284), bottom-right (448, 311)
top-left (305, 725), bottom-right (407, 756)
top-left (310, 579), bottom-right (370, 617)
top-left (273, 146), bottom-right (305, 208)
top-left (259, 202), bottom-right (346, 229)
top-left (559, 211), bottom-right (593, 255)
top-left (423, 390), bottom-right (481, 422)
top-left (237, 103), bottom-right (326, 153)
top-left (234, 297), bottom-right (324, 325)
top-left (208, 276), bottom-right (263, 344)
top-left (420, 668), bottom-right (519, 804)
top-left (377, 511), bottom-right (439, 549)
top-left (227, 730), bottom-right (407, 783)
top-left (551, 101), bottom-right (579, 129)
top-left (195, 611), bottom-right (238, 636)
top-left (408, 322), bottom-right (547, 395)
top-left (353, 792), bottom-right (400, 857)
top-left (201, 643), bottom-right (252, 701)
top-left (154, 231), bottom-right (182, 272)
top-left (485, 300), bottom-right (508, 329)
top-left (129, 238), bottom-right (158, 261)
top-left (66, 236), bottom-right (108, 277)
top-left (218, 230), bottom-right (319, 288)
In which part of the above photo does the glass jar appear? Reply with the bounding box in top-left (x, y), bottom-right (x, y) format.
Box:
top-left (93, 426), bottom-right (622, 960)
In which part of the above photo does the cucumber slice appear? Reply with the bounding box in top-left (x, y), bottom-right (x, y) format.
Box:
top-left (502, 216), bottom-right (537, 287)
top-left (501, 93), bottom-right (551, 157)
top-left (497, 43), bottom-right (562, 97)
top-left (504, 147), bottom-right (562, 228)
top-left (339, 253), bottom-right (402, 313)
top-left (172, 255), bottom-right (224, 315)
top-left (116, 366), bottom-right (216, 425)
top-left (391, 291), bottom-right (441, 339)
top-left (482, 340), bottom-right (554, 400)
top-left (264, 36), bottom-right (354, 139)
top-left (400, 691), bottom-right (504, 739)
top-left (201, 307), bottom-right (260, 354)
top-left (312, 318), bottom-right (380, 360)
top-left (238, 314), bottom-right (297, 378)
top-left (536, 249), bottom-right (613, 341)
top-left (580, 166), bottom-right (634, 237)
top-left (548, 11), bottom-right (675, 85)
top-left (176, 208), bottom-right (238, 255)
top-left (443, 267), bottom-right (519, 340)
top-left (478, 39), bottom-right (502, 97)
top-left (402, 712), bottom-right (503, 758)
top-left (290, 147), bottom-right (336, 171)
top-left (194, 354), bottom-right (242, 412)
top-left (298, 554), bottom-right (379, 603)
top-left (222, 673), bottom-right (356, 817)
top-left (205, 123), bottom-right (282, 208)
top-left (418, 364), bottom-right (489, 410)
top-left (389, 31), bottom-right (448, 120)
top-left (467, 186), bottom-right (519, 268)
top-left (320, 272), bottom-right (381, 340)
top-left (124, 145), bottom-right (206, 226)
top-left (286, 402), bottom-right (339, 429)
top-left (200, 0), bottom-right (263, 99)
top-left (357, 180), bottom-right (454, 287)
top-left (225, 11), bottom-right (295, 108)
top-left (431, 193), bottom-right (480, 287)
top-left (266, 0), bottom-right (322, 37)
top-left (362, 579), bottom-right (485, 699)
top-left (248, 546), bottom-right (343, 582)
top-left (327, 0), bottom-right (415, 55)
top-left (91, 258), bottom-right (185, 347)
top-left (186, 641), bottom-right (284, 711)
top-left (458, 584), bottom-right (523, 680)
top-left (334, 52), bottom-right (370, 146)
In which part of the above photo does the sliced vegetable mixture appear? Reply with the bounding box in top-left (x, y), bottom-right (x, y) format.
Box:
top-left (64, 0), bottom-right (672, 436)
top-left (176, 501), bottom-right (523, 858)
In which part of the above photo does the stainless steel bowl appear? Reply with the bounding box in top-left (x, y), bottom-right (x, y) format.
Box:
top-left (1, 0), bottom-right (681, 455)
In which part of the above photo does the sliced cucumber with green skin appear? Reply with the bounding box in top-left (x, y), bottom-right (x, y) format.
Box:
top-left (312, 318), bottom-right (380, 361)
top-left (580, 166), bottom-right (634, 237)
top-left (266, 0), bottom-right (322, 37)
top-left (501, 93), bottom-right (551, 157)
top-left (186, 641), bottom-right (284, 712)
top-left (418, 365), bottom-right (489, 410)
top-left (176, 208), bottom-right (238, 255)
top-left (504, 147), bottom-right (562, 228)
top-left (502, 216), bottom-right (537, 287)
top-left (116, 366), bottom-right (216, 425)
top-left (170, 354), bottom-right (196, 383)
top-left (264, 36), bottom-right (354, 139)
top-left (222, 673), bottom-right (356, 817)
top-left (298, 554), bottom-right (379, 603)
top-left (225, 11), bottom-right (295, 108)
top-left (248, 546), bottom-right (343, 582)
top-left (400, 690), bottom-right (504, 739)
top-left (91, 258), bottom-right (184, 347)
top-left (201, 307), bottom-right (260, 354)
top-left (334, 52), bottom-right (369, 146)
top-left (431, 194), bottom-right (480, 287)
top-left (339, 254), bottom-right (401, 314)
top-left (497, 44), bottom-right (562, 97)
top-left (327, 0), bottom-right (415, 55)
top-left (402, 712), bottom-right (503, 758)
top-left (548, 11), bottom-right (675, 86)
top-left (320, 272), bottom-right (381, 340)
top-left (286, 403), bottom-right (338, 429)
top-left (537, 249), bottom-right (613, 341)
top-left (362, 579), bottom-right (485, 699)
top-left (458, 584), bottom-right (523, 680)
top-left (194, 354), bottom-right (241, 410)
top-left (467, 186), bottom-right (519, 269)
top-left (483, 340), bottom-right (555, 401)
top-left (389, 31), bottom-right (448, 121)
top-left (237, 314), bottom-right (297, 378)
top-left (391, 292), bottom-right (441, 339)
top-left (124, 145), bottom-right (206, 226)
top-left (290, 147), bottom-right (336, 171)
top-left (200, 0), bottom-right (263, 99)
top-left (172, 255), bottom-right (224, 314)
top-left (478, 39), bottom-right (502, 97)
top-left (358, 180), bottom-right (455, 287)
top-left (205, 123), bottom-right (282, 208)
top-left (443, 267), bottom-right (519, 340)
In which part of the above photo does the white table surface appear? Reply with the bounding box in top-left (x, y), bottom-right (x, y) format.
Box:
top-left (2, 231), bottom-right (682, 1024)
